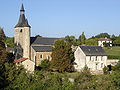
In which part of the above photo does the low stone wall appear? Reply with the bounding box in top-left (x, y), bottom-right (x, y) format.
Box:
top-left (106, 59), bottom-right (119, 66)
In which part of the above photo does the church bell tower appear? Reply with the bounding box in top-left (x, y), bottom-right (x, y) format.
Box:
top-left (14, 4), bottom-right (31, 59)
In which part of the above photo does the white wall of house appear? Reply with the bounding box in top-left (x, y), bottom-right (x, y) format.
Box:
top-left (86, 56), bottom-right (107, 71)
top-left (98, 40), bottom-right (112, 47)
top-left (74, 47), bottom-right (86, 71)
top-left (21, 59), bottom-right (35, 72)
top-left (74, 47), bottom-right (107, 72)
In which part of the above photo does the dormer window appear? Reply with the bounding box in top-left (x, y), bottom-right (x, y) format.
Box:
top-left (20, 29), bottom-right (22, 32)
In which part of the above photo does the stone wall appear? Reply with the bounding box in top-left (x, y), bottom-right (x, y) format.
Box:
top-left (14, 27), bottom-right (31, 59)
top-left (106, 59), bottom-right (119, 66)
top-left (35, 52), bottom-right (52, 66)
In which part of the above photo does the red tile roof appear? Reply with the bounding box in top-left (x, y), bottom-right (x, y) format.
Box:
top-left (98, 38), bottom-right (112, 41)
top-left (14, 58), bottom-right (28, 63)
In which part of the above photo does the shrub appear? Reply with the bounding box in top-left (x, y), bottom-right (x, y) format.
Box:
top-left (103, 66), bottom-right (109, 74)
top-left (40, 59), bottom-right (50, 71)
top-left (108, 55), bottom-right (120, 60)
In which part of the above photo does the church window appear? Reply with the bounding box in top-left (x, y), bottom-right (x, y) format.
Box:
top-left (20, 29), bottom-right (22, 32)
top-left (40, 55), bottom-right (43, 59)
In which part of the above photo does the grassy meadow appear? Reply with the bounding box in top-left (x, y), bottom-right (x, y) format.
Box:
top-left (104, 47), bottom-right (120, 59)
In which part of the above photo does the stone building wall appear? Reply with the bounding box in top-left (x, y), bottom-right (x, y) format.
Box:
top-left (35, 52), bottom-right (52, 66)
top-left (74, 47), bottom-right (86, 71)
top-left (21, 59), bottom-right (35, 72)
top-left (14, 27), bottom-right (31, 59)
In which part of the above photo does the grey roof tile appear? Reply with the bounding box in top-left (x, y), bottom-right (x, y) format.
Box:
top-left (79, 46), bottom-right (107, 56)
top-left (32, 46), bottom-right (52, 52)
top-left (30, 37), bottom-right (61, 45)
top-left (15, 4), bottom-right (31, 28)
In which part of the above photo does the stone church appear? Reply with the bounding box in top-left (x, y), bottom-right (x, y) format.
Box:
top-left (14, 4), bottom-right (60, 71)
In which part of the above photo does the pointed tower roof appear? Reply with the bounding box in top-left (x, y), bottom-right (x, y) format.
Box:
top-left (15, 4), bottom-right (31, 28)
top-left (20, 4), bottom-right (25, 12)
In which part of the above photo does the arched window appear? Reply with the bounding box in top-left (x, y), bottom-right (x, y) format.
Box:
top-left (40, 55), bottom-right (43, 59)
top-left (20, 29), bottom-right (22, 32)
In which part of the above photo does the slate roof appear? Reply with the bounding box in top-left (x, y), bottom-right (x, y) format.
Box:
top-left (15, 4), bottom-right (31, 28)
top-left (20, 4), bottom-right (25, 12)
top-left (79, 46), bottom-right (107, 56)
top-left (30, 37), bottom-right (61, 45)
top-left (32, 46), bottom-right (52, 52)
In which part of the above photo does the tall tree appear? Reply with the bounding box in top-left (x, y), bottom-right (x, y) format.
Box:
top-left (95, 33), bottom-right (110, 38)
top-left (5, 37), bottom-right (14, 48)
top-left (111, 34), bottom-right (116, 41)
top-left (85, 38), bottom-right (98, 46)
top-left (0, 36), bottom-right (7, 64)
top-left (50, 40), bottom-right (74, 72)
top-left (79, 32), bottom-right (86, 45)
top-left (64, 35), bottom-right (79, 45)
top-left (0, 27), bottom-right (6, 41)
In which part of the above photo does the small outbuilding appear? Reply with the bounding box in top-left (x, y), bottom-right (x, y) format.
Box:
top-left (14, 58), bottom-right (35, 72)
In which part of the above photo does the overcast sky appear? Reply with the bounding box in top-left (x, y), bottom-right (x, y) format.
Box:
top-left (0, 0), bottom-right (120, 38)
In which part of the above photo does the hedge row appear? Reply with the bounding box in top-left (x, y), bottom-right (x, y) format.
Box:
top-left (108, 55), bottom-right (120, 60)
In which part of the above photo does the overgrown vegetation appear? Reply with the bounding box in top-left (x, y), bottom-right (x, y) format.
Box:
top-left (1, 63), bottom-right (120, 90)
top-left (1, 28), bottom-right (120, 89)
top-left (104, 47), bottom-right (120, 59)
top-left (64, 32), bottom-right (120, 46)
top-left (5, 37), bottom-right (14, 48)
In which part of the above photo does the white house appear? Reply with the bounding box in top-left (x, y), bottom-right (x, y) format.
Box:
top-left (14, 58), bottom-right (35, 72)
top-left (74, 46), bottom-right (107, 73)
top-left (98, 37), bottom-right (112, 47)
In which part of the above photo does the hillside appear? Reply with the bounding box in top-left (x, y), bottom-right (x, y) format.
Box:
top-left (104, 47), bottom-right (120, 60)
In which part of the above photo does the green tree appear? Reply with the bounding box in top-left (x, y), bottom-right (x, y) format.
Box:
top-left (79, 32), bottom-right (86, 45)
top-left (111, 34), bottom-right (116, 41)
top-left (0, 27), bottom-right (6, 41)
top-left (112, 61), bottom-right (120, 71)
top-left (95, 33), bottom-right (110, 38)
top-left (0, 38), bottom-right (7, 64)
top-left (4, 63), bottom-right (33, 90)
top-left (111, 71), bottom-right (120, 89)
top-left (50, 40), bottom-right (74, 72)
top-left (5, 37), bottom-right (14, 48)
top-left (85, 38), bottom-right (98, 46)
top-left (64, 35), bottom-right (79, 45)
top-left (0, 64), bottom-right (8, 89)
top-left (113, 39), bottom-right (120, 46)
top-left (40, 59), bottom-right (50, 71)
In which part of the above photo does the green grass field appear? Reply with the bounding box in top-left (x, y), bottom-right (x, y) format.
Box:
top-left (104, 47), bottom-right (120, 59)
